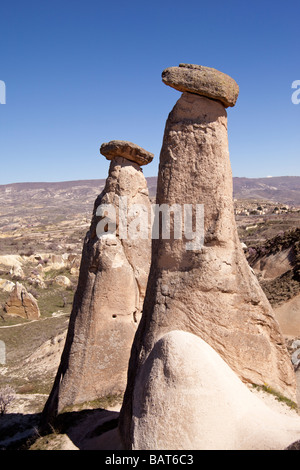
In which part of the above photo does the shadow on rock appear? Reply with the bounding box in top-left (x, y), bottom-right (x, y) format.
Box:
top-left (0, 408), bottom-right (121, 450)
top-left (0, 412), bottom-right (41, 450)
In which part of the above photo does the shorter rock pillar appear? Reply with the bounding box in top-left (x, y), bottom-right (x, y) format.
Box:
top-left (41, 140), bottom-right (153, 428)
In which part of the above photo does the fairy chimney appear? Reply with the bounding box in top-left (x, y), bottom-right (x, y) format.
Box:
top-left (119, 64), bottom-right (296, 449)
top-left (41, 140), bottom-right (153, 427)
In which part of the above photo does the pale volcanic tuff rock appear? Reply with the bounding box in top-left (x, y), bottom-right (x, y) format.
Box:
top-left (119, 65), bottom-right (296, 449)
top-left (162, 63), bottom-right (239, 107)
top-left (41, 142), bottom-right (153, 428)
top-left (0, 279), bottom-right (15, 293)
top-left (131, 330), bottom-right (300, 450)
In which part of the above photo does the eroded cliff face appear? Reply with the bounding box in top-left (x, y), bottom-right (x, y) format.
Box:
top-left (119, 66), bottom-right (296, 450)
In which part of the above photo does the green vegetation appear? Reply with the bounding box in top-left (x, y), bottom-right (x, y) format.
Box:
top-left (0, 313), bottom-right (69, 393)
top-left (238, 217), bottom-right (300, 246)
top-left (0, 254), bottom-right (79, 398)
top-left (252, 383), bottom-right (298, 411)
top-left (35, 286), bottom-right (74, 318)
top-left (60, 393), bottom-right (124, 414)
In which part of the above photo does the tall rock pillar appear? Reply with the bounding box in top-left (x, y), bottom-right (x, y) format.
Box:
top-left (119, 64), bottom-right (296, 449)
top-left (41, 140), bottom-right (153, 428)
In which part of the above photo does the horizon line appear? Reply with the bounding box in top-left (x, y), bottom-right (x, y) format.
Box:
top-left (0, 175), bottom-right (300, 187)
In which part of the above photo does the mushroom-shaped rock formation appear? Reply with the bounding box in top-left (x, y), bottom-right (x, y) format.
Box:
top-left (119, 65), bottom-right (296, 449)
top-left (41, 140), bottom-right (153, 429)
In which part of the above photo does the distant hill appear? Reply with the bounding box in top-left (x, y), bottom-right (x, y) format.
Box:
top-left (0, 176), bottom-right (299, 209)
top-left (233, 176), bottom-right (300, 205)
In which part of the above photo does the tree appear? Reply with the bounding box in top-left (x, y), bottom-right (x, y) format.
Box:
top-left (0, 385), bottom-right (16, 416)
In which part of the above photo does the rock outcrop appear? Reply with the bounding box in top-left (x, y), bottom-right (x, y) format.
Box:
top-left (41, 140), bottom-right (153, 427)
top-left (130, 330), bottom-right (300, 450)
top-left (0, 279), bottom-right (15, 293)
top-left (54, 275), bottom-right (72, 288)
top-left (4, 282), bottom-right (40, 320)
top-left (119, 64), bottom-right (296, 449)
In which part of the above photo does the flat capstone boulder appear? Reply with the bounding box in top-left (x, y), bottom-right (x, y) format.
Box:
top-left (100, 140), bottom-right (154, 166)
top-left (161, 63), bottom-right (239, 107)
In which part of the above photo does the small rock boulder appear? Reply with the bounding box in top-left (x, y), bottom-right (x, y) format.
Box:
top-left (10, 265), bottom-right (25, 279)
top-left (55, 275), bottom-right (72, 288)
top-left (4, 282), bottom-right (40, 320)
top-left (28, 274), bottom-right (46, 289)
top-left (0, 279), bottom-right (15, 293)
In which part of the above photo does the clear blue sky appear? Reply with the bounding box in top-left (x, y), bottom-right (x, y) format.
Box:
top-left (0, 0), bottom-right (299, 184)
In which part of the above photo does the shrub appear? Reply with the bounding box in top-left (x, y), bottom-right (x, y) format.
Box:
top-left (0, 385), bottom-right (16, 416)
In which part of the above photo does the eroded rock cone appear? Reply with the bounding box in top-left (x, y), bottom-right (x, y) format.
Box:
top-left (4, 282), bottom-right (40, 320)
top-left (41, 141), bottom-right (153, 428)
top-left (119, 65), bottom-right (296, 449)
